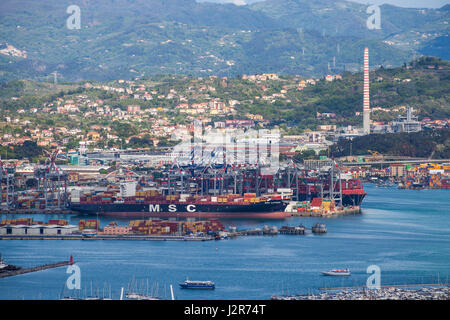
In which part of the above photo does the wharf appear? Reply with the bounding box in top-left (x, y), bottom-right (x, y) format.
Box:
top-left (0, 209), bottom-right (74, 215)
top-left (234, 226), bottom-right (311, 236)
top-left (0, 234), bottom-right (214, 241)
top-left (290, 206), bottom-right (361, 217)
top-left (0, 261), bottom-right (71, 279)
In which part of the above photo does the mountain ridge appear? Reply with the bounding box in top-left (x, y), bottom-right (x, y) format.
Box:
top-left (0, 0), bottom-right (448, 81)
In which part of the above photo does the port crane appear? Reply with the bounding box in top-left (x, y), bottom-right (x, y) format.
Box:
top-left (367, 150), bottom-right (383, 162)
top-left (34, 149), bottom-right (68, 209)
top-left (0, 160), bottom-right (16, 209)
top-left (145, 144), bottom-right (349, 206)
top-left (104, 165), bottom-right (142, 182)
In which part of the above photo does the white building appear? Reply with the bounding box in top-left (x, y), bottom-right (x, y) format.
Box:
top-left (0, 225), bottom-right (78, 236)
top-left (120, 181), bottom-right (137, 198)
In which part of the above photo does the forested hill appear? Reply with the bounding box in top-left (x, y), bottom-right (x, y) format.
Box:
top-left (237, 56), bottom-right (450, 129)
top-left (0, 0), bottom-right (448, 81)
top-left (330, 128), bottom-right (450, 159)
top-left (0, 57), bottom-right (449, 132)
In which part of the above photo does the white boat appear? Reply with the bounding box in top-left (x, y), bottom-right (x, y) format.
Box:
top-left (0, 253), bottom-right (9, 270)
top-left (126, 293), bottom-right (160, 300)
top-left (126, 278), bottom-right (161, 300)
top-left (321, 269), bottom-right (351, 276)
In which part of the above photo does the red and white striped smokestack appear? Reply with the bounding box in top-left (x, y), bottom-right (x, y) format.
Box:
top-left (363, 47), bottom-right (371, 134)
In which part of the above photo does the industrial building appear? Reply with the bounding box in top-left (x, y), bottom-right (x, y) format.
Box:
top-left (372, 107), bottom-right (422, 134)
top-left (102, 225), bottom-right (132, 235)
top-left (0, 224), bottom-right (78, 236)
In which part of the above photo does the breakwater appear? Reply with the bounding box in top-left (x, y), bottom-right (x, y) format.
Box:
top-left (0, 234), bottom-right (214, 241)
top-left (0, 261), bottom-right (71, 279)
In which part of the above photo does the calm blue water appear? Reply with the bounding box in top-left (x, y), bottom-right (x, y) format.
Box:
top-left (0, 184), bottom-right (449, 300)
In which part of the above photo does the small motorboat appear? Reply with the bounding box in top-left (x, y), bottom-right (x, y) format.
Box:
top-left (321, 268), bottom-right (351, 276)
top-left (312, 223), bottom-right (327, 234)
top-left (0, 254), bottom-right (8, 270)
top-left (125, 292), bottom-right (161, 300)
top-left (0, 253), bottom-right (20, 273)
top-left (179, 279), bottom-right (215, 290)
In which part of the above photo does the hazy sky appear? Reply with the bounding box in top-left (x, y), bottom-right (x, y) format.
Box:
top-left (349, 0), bottom-right (449, 8)
top-left (199, 0), bottom-right (450, 9)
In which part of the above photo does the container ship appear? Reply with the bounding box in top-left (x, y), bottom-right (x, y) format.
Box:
top-left (293, 178), bottom-right (366, 207)
top-left (70, 190), bottom-right (290, 219)
top-left (69, 176), bottom-right (366, 219)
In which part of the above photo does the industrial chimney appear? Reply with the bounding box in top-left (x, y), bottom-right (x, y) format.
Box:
top-left (363, 47), bottom-right (371, 134)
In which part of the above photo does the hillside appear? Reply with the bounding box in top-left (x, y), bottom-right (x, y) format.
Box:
top-left (0, 0), bottom-right (448, 81)
top-left (250, 1), bottom-right (449, 40)
top-left (0, 57), bottom-right (448, 135)
top-left (329, 128), bottom-right (450, 159)
top-left (232, 57), bottom-right (450, 130)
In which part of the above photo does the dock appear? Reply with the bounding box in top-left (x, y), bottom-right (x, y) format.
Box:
top-left (232, 223), bottom-right (322, 237)
top-left (0, 260), bottom-right (72, 279)
top-left (290, 206), bottom-right (361, 217)
top-left (0, 234), bottom-right (214, 241)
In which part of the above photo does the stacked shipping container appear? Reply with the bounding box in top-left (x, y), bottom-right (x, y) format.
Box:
top-left (127, 219), bottom-right (224, 235)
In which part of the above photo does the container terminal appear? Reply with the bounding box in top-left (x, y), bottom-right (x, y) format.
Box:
top-left (397, 163), bottom-right (450, 190)
top-left (0, 217), bottom-right (225, 239)
top-left (0, 155), bottom-right (367, 218)
top-left (339, 161), bottom-right (450, 189)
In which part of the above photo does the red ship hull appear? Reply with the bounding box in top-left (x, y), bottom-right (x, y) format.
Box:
top-left (69, 200), bottom-right (291, 219)
top-left (98, 211), bottom-right (291, 219)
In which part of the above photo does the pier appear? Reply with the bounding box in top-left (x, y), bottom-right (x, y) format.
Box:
top-left (0, 260), bottom-right (72, 279)
top-left (319, 283), bottom-right (450, 291)
top-left (0, 234), bottom-right (214, 241)
top-left (229, 223), bottom-right (325, 237)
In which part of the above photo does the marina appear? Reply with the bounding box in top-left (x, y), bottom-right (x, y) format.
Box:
top-left (271, 285), bottom-right (450, 300)
top-left (125, 278), bottom-right (165, 300)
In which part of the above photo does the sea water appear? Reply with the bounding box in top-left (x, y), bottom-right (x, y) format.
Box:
top-left (0, 184), bottom-right (449, 300)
